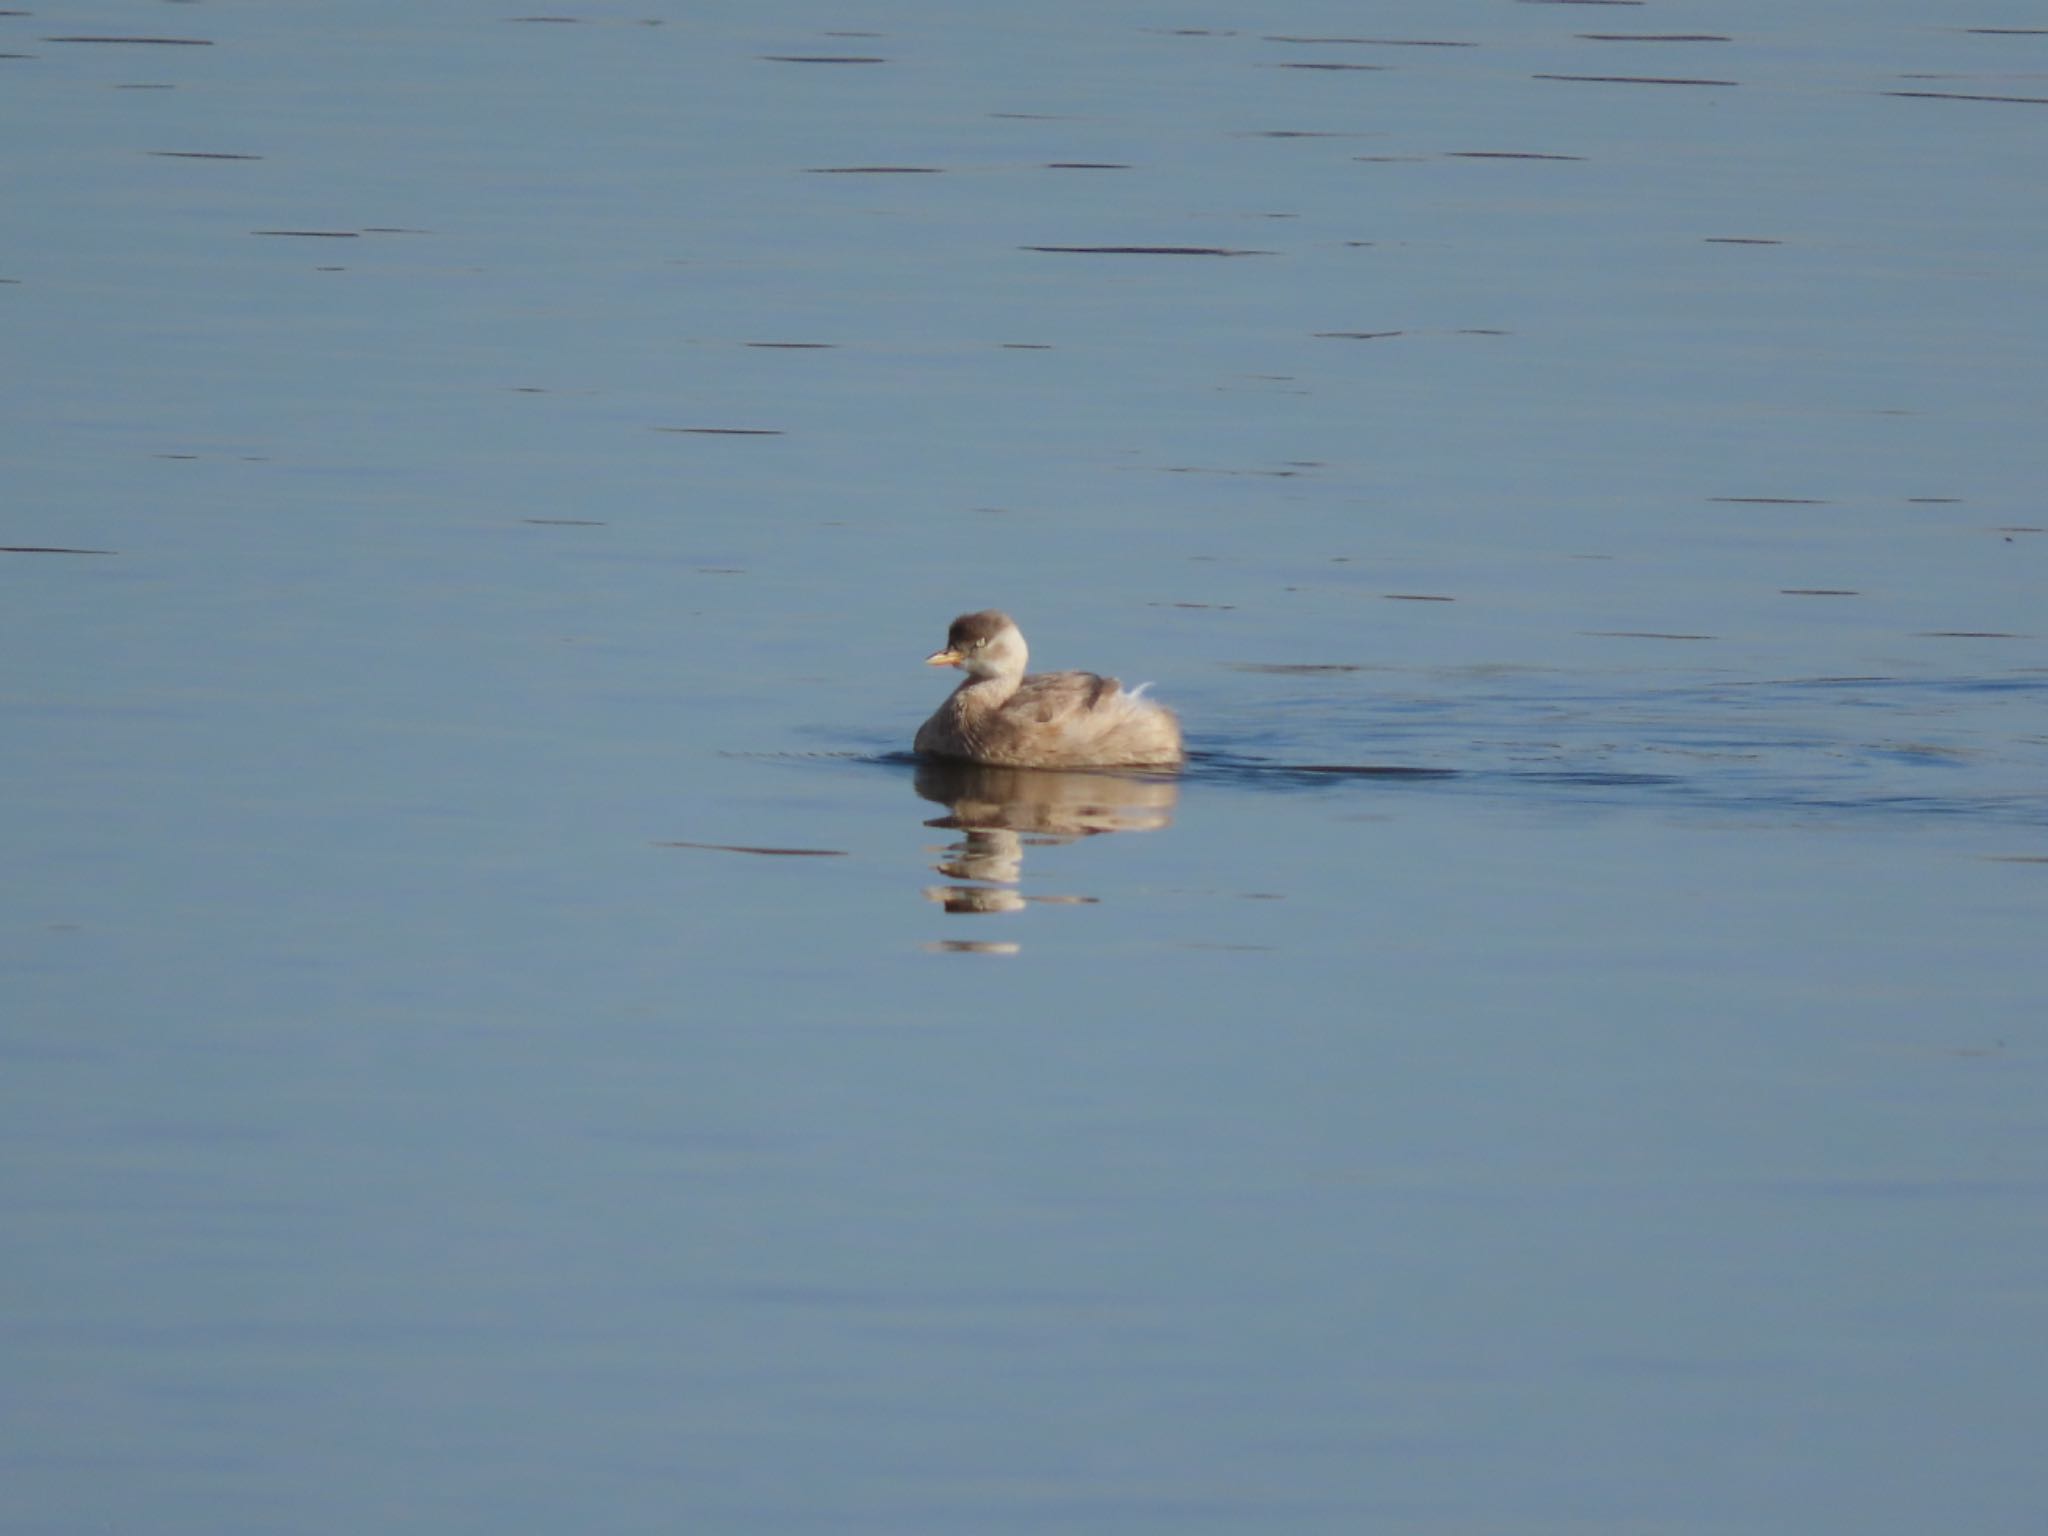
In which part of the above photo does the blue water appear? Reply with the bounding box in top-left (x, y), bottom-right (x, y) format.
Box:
top-left (5, 4), bottom-right (2046, 1534)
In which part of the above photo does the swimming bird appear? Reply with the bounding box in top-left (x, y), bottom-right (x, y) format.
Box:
top-left (914, 610), bottom-right (1184, 770)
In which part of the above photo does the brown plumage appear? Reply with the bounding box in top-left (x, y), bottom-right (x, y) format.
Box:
top-left (913, 610), bottom-right (1184, 770)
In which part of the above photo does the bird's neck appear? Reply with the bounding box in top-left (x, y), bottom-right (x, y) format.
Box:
top-left (956, 670), bottom-right (1021, 710)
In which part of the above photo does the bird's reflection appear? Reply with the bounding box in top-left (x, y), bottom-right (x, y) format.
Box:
top-left (913, 760), bottom-right (1179, 946)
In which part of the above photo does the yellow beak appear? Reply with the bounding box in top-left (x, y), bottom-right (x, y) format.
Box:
top-left (924, 647), bottom-right (964, 667)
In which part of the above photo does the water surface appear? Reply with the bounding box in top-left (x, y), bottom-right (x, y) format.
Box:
top-left (4, 4), bottom-right (2045, 1534)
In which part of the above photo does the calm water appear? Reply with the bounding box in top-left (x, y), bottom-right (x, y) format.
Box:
top-left (5, 4), bottom-right (2046, 1533)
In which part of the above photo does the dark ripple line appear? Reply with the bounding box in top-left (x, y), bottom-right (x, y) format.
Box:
top-left (1189, 751), bottom-right (1458, 784)
top-left (44, 34), bottom-right (213, 45)
top-left (1881, 89), bottom-right (2048, 105)
top-left (1022, 245), bottom-right (1274, 257)
top-left (1535, 72), bottom-right (1737, 85)
top-left (1263, 35), bottom-right (1477, 47)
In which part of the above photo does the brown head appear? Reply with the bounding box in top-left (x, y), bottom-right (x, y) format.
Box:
top-left (924, 610), bottom-right (1028, 680)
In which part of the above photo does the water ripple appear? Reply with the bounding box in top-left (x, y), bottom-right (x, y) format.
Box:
top-left (831, 670), bottom-right (2048, 830)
